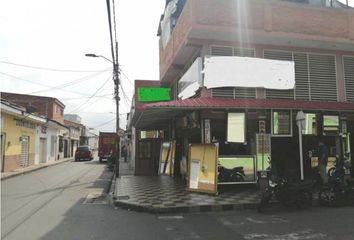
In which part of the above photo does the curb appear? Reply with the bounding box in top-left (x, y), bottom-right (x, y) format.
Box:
top-left (112, 197), bottom-right (320, 214)
top-left (113, 200), bottom-right (260, 214)
top-left (1, 158), bottom-right (73, 181)
top-left (107, 173), bottom-right (117, 206)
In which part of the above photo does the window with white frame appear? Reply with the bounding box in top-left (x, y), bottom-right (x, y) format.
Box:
top-left (272, 110), bottom-right (292, 137)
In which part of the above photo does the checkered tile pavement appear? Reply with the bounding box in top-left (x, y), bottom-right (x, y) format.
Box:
top-left (114, 175), bottom-right (262, 213)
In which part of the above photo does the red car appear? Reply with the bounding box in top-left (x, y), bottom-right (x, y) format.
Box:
top-left (75, 146), bottom-right (93, 161)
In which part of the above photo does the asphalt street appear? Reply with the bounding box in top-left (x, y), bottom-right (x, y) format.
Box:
top-left (2, 157), bottom-right (354, 240)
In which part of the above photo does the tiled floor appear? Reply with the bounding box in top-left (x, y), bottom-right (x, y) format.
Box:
top-left (114, 175), bottom-right (262, 213)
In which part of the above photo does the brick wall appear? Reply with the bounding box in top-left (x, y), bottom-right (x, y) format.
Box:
top-left (3, 153), bottom-right (36, 172)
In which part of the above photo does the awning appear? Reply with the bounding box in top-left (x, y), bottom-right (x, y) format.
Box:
top-left (133, 97), bottom-right (354, 129)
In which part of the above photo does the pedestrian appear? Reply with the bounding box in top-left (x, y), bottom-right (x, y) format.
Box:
top-left (318, 139), bottom-right (329, 184)
top-left (121, 145), bottom-right (127, 162)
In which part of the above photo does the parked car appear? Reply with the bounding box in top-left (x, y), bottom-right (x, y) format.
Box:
top-left (75, 146), bottom-right (93, 161)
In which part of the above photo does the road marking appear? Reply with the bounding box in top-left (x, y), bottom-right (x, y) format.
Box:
top-left (246, 217), bottom-right (266, 224)
top-left (158, 215), bottom-right (184, 220)
top-left (243, 229), bottom-right (327, 240)
top-left (218, 218), bottom-right (245, 226)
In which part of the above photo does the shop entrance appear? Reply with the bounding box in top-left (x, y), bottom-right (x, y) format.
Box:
top-left (135, 138), bottom-right (161, 176)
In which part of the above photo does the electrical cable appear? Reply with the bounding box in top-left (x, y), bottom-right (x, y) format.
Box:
top-left (119, 84), bottom-right (131, 108)
top-left (0, 60), bottom-right (111, 73)
top-left (105, 0), bottom-right (116, 65)
top-left (0, 71), bottom-right (109, 97)
top-left (91, 118), bottom-right (116, 128)
top-left (67, 73), bottom-right (113, 113)
top-left (119, 67), bottom-right (134, 86)
top-left (60, 94), bottom-right (113, 101)
top-left (27, 69), bottom-right (111, 94)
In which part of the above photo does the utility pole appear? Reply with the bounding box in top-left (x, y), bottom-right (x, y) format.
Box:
top-left (114, 41), bottom-right (120, 177)
top-left (85, 0), bottom-right (119, 177)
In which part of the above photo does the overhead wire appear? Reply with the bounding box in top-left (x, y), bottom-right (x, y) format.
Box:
top-left (0, 71), bottom-right (110, 97)
top-left (60, 94), bottom-right (113, 101)
top-left (91, 118), bottom-right (116, 128)
top-left (67, 73), bottom-right (113, 113)
top-left (0, 60), bottom-right (111, 73)
top-left (27, 69), bottom-right (111, 94)
top-left (119, 67), bottom-right (134, 86)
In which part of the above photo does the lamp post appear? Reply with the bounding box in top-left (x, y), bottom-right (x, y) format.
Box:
top-left (296, 110), bottom-right (306, 181)
top-left (85, 53), bottom-right (120, 177)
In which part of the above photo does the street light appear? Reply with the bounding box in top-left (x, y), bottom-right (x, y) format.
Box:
top-left (296, 110), bottom-right (306, 181)
top-left (85, 53), bottom-right (120, 177)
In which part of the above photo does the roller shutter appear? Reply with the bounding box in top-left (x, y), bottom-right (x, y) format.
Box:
top-left (344, 56), bottom-right (354, 103)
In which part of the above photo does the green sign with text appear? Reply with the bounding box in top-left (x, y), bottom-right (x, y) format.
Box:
top-left (138, 87), bottom-right (171, 102)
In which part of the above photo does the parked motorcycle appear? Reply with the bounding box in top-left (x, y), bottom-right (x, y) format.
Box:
top-left (258, 158), bottom-right (314, 212)
top-left (218, 165), bottom-right (245, 182)
top-left (318, 166), bottom-right (354, 207)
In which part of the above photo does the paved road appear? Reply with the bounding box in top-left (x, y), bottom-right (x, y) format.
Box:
top-left (1, 158), bottom-right (113, 240)
top-left (2, 158), bottom-right (354, 240)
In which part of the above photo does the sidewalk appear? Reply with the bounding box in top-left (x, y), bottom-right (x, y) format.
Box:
top-left (113, 160), bottom-right (262, 213)
top-left (1, 157), bottom-right (73, 180)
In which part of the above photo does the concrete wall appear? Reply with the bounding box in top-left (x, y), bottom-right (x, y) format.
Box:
top-left (2, 113), bottom-right (36, 171)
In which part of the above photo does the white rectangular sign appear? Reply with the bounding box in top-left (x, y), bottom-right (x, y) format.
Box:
top-left (203, 56), bottom-right (295, 90)
top-left (227, 113), bottom-right (245, 143)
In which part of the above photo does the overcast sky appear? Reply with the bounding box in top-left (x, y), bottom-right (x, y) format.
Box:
top-left (1, 0), bottom-right (353, 133)
top-left (0, 0), bottom-right (165, 132)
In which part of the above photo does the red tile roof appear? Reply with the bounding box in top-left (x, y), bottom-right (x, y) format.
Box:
top-left (137, 97), bottom-right (354, 112)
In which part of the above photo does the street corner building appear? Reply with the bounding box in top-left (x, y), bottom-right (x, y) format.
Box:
top-left (125, 0), bottom-right (354, 194)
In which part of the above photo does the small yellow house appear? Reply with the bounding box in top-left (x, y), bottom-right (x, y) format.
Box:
top-left (1, 100), bottom-right (46, 172)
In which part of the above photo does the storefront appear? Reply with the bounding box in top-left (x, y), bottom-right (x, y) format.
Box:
top-left (132, 97), bottom-right (354, 192)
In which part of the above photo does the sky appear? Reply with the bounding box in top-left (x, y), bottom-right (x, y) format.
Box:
top-left (0, 0), bottom-right (165, 133)
top-left (1, 0), bottom-right (353, 133)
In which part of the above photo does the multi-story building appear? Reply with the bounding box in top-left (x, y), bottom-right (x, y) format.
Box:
top-left (1, 92), bottom-right (65, 123)
top-left (130, 0), bottom-right (354, 179)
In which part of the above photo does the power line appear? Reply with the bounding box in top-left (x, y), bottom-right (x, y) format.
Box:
top-left (68, 74), bottom-right (113, 113)
top-left (119, 67), bottom-right (134, 86)
top-left (119, 84), bottom-right (131, 108)
top-left (91, 118), bottom-right (116, 128)
top-left (0, 60), bottom-right (111, 73)
top-left (0, 71), bottom-right (110, 97)
top-left (27, 69), bottom-right (110, 94)
top-left (60, 94), bottom-right (113, 101)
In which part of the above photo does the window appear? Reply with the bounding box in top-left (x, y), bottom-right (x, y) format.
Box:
top-left (272, 110), bottom-right (292, 136)
top-left (323, 115), bottom-right (339, 136)
top-left (303, 113), bottom-right (317, 135)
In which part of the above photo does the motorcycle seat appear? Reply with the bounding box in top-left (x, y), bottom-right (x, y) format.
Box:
top-left (232, 166), bottom-right (244, 171)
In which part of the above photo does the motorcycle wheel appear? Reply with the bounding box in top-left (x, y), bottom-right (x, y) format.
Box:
top-left (327, 167), bottom-right (335, 177)
top-left (231, 173), bottom-right (244, 182)
top-left (319, 187), bottom-right (336, 207)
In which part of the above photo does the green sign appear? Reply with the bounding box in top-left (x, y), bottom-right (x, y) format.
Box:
top-left (138, 87), bottom-right (171, 102)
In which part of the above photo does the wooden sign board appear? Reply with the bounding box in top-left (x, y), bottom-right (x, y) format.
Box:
top-left (187, 144), bottom-right (218, 194)
top-left (158, 141), bottom-right (176, 176)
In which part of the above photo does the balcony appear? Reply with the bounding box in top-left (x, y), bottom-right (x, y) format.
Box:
top-left (159, 0), bottom-right (354, 82)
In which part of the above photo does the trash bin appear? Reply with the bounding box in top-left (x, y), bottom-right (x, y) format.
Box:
top-left (257, 170), bottom-right (270, 192)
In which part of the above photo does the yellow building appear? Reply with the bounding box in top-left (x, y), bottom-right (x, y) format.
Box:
top-left (1, 100), bottom-right (46, 172)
